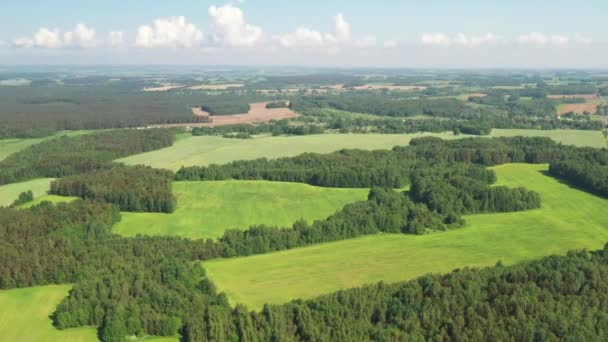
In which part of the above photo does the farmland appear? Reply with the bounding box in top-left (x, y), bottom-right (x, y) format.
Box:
top-left (118, 129), bottom-right (605, 171)
top-left (117, 133), bottom-right (457, 170)
top-left (0, 178), bottom-right (54, 206)
top-left (113, 180), bottom-right (368, 239)
top-left (204, 163), bottom-right (608, 309)
top-left (0, 285), bottom-right (98, 342)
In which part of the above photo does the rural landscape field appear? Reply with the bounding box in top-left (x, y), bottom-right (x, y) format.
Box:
top-left (2, 1), bottom-right (608, 341)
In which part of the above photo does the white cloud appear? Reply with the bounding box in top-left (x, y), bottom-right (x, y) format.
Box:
top-left (421, 33), bottom-right (451, 46)
top-left (135, 17), bottom-right (203, 48)
top-left (550, 35), bottom-right (569, 45)
top-left (109, 31), bottom-right (124, 48)
top-left (274, 27), bottom-right (324, 48)
top-left (274, 13), bottom-right (355, 49)
top-left (383, 40), bottom-right (398, 49)
top-left (517, 32), bottom-right (549, 45)
top-left (208, 4), bottom-right (263, 47)
top-left (324, 13), bottom-right (351, 44)
top-left (355, 35), bottom-right (377, 48)
top-left (574, 34), bottom-right (592, 45)
top-left (13, 24), bottom-right (98, 49)
top-left (422, 32), bottom-right (500, 47)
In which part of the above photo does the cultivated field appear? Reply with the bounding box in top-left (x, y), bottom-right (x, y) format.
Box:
top-left (0, 285), bottom-right (98, 342)
top-left (204, 164), bottom-right (608, 309)
top-left (117, 133), bottom-right (457, 170)
top-left (113, 181), bottom-right (368, 239)
top-left (118, 129), bottom-right (605, 171)
top-left (0, 178), bottom-right (54, 206)
top-left (489, 129), bottom-right (606, 148)
top-left (188, 83), bottom-right (244, 90)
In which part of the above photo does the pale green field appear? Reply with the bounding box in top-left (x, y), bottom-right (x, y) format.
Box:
top-left (119, 130), bottom-right (605, 171)
top-left (490, 129), bottom-right (606, 148)
top-left (0, 285), bottom-right (98, 342)
top-left (204, 164), bottom-right (608, 309)
top-left (0, 178), bottom-right (54, 207)
top-left (114, 181), bottom-right (369, 239)
top-left (117, 133), bottom-right (457, 171)
top-left (0, 131), bottom-right (92, 161)
top-left (18, 195), bottom-right (77, 209)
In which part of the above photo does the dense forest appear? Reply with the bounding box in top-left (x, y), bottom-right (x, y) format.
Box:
top-left (50, 165), bottom-right (176, 213)
top-left (183, 246), bottom-right (608, 341)
top-left (176, 136), bottom-right (608, 188)
top-left (0, 129), bottom-right (174, 185)
top-left (549, 160), bottom-right (608, 198)
top-left (3, 133), bottom-right (608, 341)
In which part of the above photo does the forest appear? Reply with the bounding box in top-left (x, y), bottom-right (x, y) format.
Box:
top-left (50, 165), bottom-right (176, 213)
top-left (0, 129), bottom-right (174, 185)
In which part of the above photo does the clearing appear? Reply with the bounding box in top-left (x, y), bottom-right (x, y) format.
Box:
top-left (118, 129), bottom-right (605, 171)
top-left (0, 178), bottom-right (54, 207)
top-left (204, 164), bottom-right (608, 309)
top-left (0, 285), bottom-right (98, 342)
top-left (113, 181), bottom-right (368, 240)
top-left (117, 133), bottom-right (456, 170)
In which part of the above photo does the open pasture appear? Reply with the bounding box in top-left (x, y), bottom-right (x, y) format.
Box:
top-left (0, 285), bottom-right (98, 342)
top-left (113, 180), bottom-right (368, 239)
top-left (0, 178), bottom-right (54, 207)
top-left (204, 163), bottom-right (608, 309)
top-left (117, 133), bottom-right (457, 170)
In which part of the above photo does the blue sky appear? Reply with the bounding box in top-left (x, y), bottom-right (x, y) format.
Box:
top-left (1, 0), bottom-right (606, 67)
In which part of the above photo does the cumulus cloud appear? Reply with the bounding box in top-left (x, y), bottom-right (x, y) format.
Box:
top-left (355, 35), bottom-right (377, 48)
top-left (108, 31), bottom-right (124, 48)
top-left (274, 13), bottom-right (354, 49)
top-left (422, 32), bottom-right (500, 47)
top-left (421, 33), bottom-right (451, 46)
top-left (383, 40), bottom-right (398, 49)
top-left (208, 4), bottom-right (263, 47)
top-left (574, 34), bottom-right (593, 45)
top-left (13, 24), bottom-right (99, 49)
top-left (135, 16), bottom-right (203, 48)
top-left (274, 27), bottom-right (324, 48)
top-left (517, 32), bottom-right (572, 46)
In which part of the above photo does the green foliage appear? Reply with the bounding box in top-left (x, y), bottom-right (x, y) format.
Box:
top-left (50, 165), bottom-right (176, 213)
top-left (0, 129), bottom-right (174, 185)
top-left (187, 247), bottom-right (608, 341)
top-left (9, 190), bottom-right (33, 207)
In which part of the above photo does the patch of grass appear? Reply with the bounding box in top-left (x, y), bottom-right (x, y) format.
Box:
top-left (18, 195), bottom-right (77, 209)
top-left (117, 133), bottom-right (458, 171)
top-left (0, 285), bottom-right (98, 342)
top-left (0, 178), bottom-right (54, 207)
top-left (0, 131), bottom-right (92, 161)
top-left (490, 129), bottom-right (606, 148)
top-left (204, 164), bottom-right (608, 309)
top-left (114, 181), bottom-right (369, 240)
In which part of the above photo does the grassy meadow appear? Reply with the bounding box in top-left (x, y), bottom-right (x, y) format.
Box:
top-left (0, 131), bottom-right (92, 161)
top-left (0, 178), bottom-right (54, 207)
top-left (113, 180), bottom-right (369, 239)
top-left (0, 285), bottom-right (98, 342)
top-left (204, 163), bottom-right (608, 309)
top-left (117, 133), bottom-right (457, 170)
top-left (118, 129), bottom-right (605, 171)
top-left (489, 129), bottom-right (606, 148)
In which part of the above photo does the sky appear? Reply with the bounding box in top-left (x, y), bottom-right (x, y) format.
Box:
top-left (0, 0), bottom-right (607, 68)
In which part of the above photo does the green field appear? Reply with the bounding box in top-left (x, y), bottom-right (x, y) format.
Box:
top-left (0, 178), bottom-right (54, 207)
top-left (117, 133), bottom-right (457, 171)
top-left (489, 129), bottom-right (606, 148)
top-left (0, 131), bottom-right (92, 161)
top-left (18, 195), bottom-right (77, 209)
top-left (204, 164), bottom-right (608, 309)
top-left (119, 130), bottom-right (605, 171)
top-left (113, 181), bottom-right (369, 239)
top-left (0, 285), bottom-right (98, 342)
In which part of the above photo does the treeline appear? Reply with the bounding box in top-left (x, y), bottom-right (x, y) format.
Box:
top-left (191, 121), bottom-right (324, 137)
top-left (0, 129), bottom-right (174, 185)
top-left (176, 136), bottom-right (600, 188)
top-left (549, 160), bottom-right (608, 198)
top-left (183, 246), bottom-right (608, 341)
top-left (50, 165), bottom-right (176, 213)
top-left (410, 165), bottom-right (540, 215)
